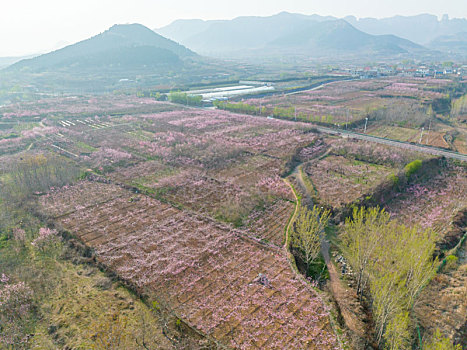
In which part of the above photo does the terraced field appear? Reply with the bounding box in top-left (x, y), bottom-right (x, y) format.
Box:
top-left (39, 181), bottom-right (339, 349)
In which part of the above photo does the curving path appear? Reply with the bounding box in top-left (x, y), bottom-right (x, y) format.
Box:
top-left (284, 159), bottom-right (369, 347)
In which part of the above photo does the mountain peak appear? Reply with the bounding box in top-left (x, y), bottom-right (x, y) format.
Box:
top-left (108, 23), bottom-right (155, 35)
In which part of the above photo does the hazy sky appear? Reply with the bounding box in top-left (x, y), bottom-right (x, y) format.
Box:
top-left (1, 0), bottom-right (466, 56)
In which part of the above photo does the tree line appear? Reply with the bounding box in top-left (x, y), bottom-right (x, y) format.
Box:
top-left (291, 203), bottom-right (459, 349)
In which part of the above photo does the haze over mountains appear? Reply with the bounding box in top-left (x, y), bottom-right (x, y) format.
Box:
top-left (1, 11), bottom-right (466, 96)
top-left (4, 12), bottom-right (466, 77)
top-left (427, 32), bottom-right (467, 55)
top-left (0, 56), bottom-right (35, 70)
top-left (157, 12), bottom-right (467, 57)
top-left (345, 14), bottom-right (467, 45)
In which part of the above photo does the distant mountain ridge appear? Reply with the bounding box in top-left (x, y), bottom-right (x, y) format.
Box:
top-left (7, 23), bottom-right (195, 73)
top-left (427, 32), bottom-right (467, 55)
top-left (157, 12), bottom-right (466, 57)
top-left (0, 55), bottom-right (36, 69)
top-left (156, 12), bottom-right (426, 58)
top-left (346, 14), bottom-right (467, 45)
top-left (268, 19), bottom-right (422, 54)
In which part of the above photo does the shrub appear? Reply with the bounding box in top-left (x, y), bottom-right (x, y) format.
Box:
top-left (0, 233), bottom-right (9, 249)
top-left (12, 228), bottom-right (26, 243)
top-left (388, 173), bottom-right (399, 188)
top-left (168, 91), bottom-right (203, 106)
top-left (306, 257), bottom-right (329, 282)
top-left (91, 312), bottom-right (129, 350)
top-left (0, 275), bottom-right (35, 348)
top-left (424, 329), bottom-right (462, 350)
top-left (444, 255), bottom-right (459, 271)
top-left (31, 227), bottom-right (62, 256)
top-left (404, 159), bottom-right (422, 180)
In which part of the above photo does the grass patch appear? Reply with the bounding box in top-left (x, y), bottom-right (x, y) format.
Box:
top-left (75, 141), bottom-right (97, 152)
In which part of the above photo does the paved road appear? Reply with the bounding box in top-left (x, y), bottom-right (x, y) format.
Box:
top-left (188, 103), bottom-right (467, 162)
top-left (315, 126), bottom-right (467, 162)
top-left (284, 78), bottom-right (355, 96)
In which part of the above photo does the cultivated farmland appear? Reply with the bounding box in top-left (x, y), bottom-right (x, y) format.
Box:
top-left (2, 88), bottom-right (466, 349)
top-left (38, 180), bottom-right (338, 349)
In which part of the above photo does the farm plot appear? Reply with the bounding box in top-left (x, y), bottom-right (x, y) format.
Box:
top-left (24, 107), bottom-right (314, 233)
top-left (95, 110), bottom-right (310, 222)
top-left (384, 163), bottom-right (467, 239)
top-left (211, 154), bottom-right (286, 188)
top-left (158, 171), bottom-right (250, 216)
top-left (38, 181), bottom-right (129, 218)
top-left (238, 77), bottom-right (458, 133)
top-left (106, 158), bottom-right (294, 228)
top-left (108, 159), bottom-right (178, 185)
top-left (415, 244), bottom-right (467, 349)
top-left (0, 95), bottom-right (183, 159)
top-left (368, 125), bottom-right (449, 149)
top-left (40, 182), bottom-right (339, 349)
top-left (129, 167), bottom-right (295, 228)
top-left (0, 95), bottom-right (180, 120)
top-left (245, 199), bottom-right (295, 246)
top-left (132, 110), bottom-right (318, 161)
top-left (243, 79), bottom-right (394, 125)
top-left (304, 155), bottom-right (395, 208)
top-left (367, 125), bottom-right (420, 143)
top-left (452, 128), bottom-right (467, 154)
top-left (375, 80), bottom-right (447, 100)
top-left (30, 108), bottom-right (319, 177)
top-left (381, 162), bottom-right (467, 346)
top-left (0, 124), bottom-right (61, 156)
top-left (328, 138), bottom-right (428, 167)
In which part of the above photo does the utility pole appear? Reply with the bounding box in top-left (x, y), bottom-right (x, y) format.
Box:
top-left (346, 109), bottom-right (349, 130)
top-left (364, 117), bottom-right (368, 133)
top-left (419, 127), bottom-right (425, 144)
top-left (426, 121), bottom-right (431, 144)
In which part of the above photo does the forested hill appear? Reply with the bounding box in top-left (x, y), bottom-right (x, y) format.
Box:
top-left (6, 23), bottom-right (195, 73)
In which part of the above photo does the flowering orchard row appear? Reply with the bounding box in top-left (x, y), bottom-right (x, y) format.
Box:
top-left (385, 163), bottom-right (467, 236)
top-left (0, 95), bottom-right (176, 119)
top-left (40, 181), bottom-right (340, 349)
top-left (304, 155), bottom-right (396, 208)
